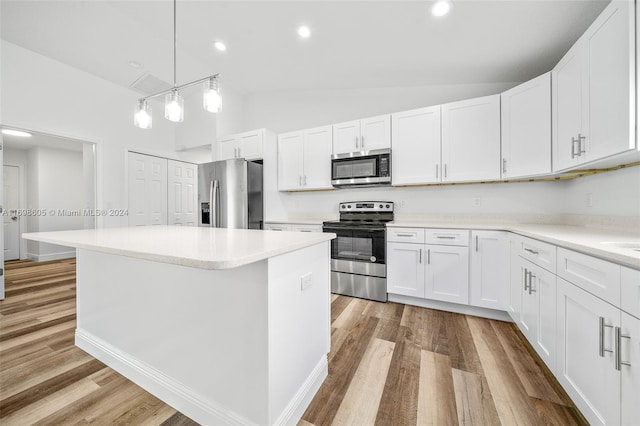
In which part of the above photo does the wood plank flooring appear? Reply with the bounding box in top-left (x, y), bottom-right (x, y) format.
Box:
top-left (0, 259), bottom-right (586, 425)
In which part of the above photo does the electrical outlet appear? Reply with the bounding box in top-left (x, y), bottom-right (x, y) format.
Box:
top-left (399, 200), bottom-right (406, 208)
top-left (473, 198), bottom-right (482, 207)
top-left (300, 272), bottom-right (313, 291)
top-left (586, 193), bottom-right (593, 207)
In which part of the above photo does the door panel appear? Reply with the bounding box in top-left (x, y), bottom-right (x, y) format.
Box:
top-left (387, 242), bottom-right (424, 298)
top-left (3, 165), bottom-right (20, 260)
top-left (425, 245), bottom-right (469, 304)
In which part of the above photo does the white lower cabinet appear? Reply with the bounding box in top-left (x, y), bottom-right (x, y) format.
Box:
top-left (387, 242), bottom-right (425, 298)
top-left (425, 244), bottom-right (469, 305)
top-left (387, 228), bottom-right (469, 305)
top-left (556, 277), bottom-right (621, 425)
top-left (470, 231), bottom-right (508, 310)
top-left (621, 311), bottom-right (640, 426)
top-left (518, 258), bottom-right (556, 370)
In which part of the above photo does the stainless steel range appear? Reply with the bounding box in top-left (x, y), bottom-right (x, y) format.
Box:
top-left (322, 201), bottom-right (394, 302)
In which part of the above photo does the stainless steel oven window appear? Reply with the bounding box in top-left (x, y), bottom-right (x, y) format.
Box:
top-left (336, 235), bottom-right (373, 261)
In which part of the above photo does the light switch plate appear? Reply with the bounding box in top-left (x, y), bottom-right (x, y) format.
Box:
top-left (300, 272), bottom-right (313, 291)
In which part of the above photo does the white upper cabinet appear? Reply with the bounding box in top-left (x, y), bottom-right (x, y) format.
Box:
top-left (278, 125), bottom-right (332, 191)
top-left (332, 114), bottom-right (390, 154)
top-left (441, 94), bottom-right (501, 182)
top-left (553, 0), bottom-right (635, 172)
top-left (217, 129), bottom-right (266, 161)
top-left (500, 73), bottom-right (552, 179)
top-left (391, 106), bottom-right (442, 185)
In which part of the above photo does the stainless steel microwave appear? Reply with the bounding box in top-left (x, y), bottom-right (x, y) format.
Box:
top-left (331, 148), bottom-right (391, 188)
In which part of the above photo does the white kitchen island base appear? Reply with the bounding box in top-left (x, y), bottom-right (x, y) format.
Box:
top-left (73, 242), bottom-right (330, 426)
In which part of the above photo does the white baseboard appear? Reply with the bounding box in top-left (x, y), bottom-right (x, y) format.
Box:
top-left (75, 329), bottom-right (256, 426)
top-left (274, 355), bottom-right (328, 426)
top-left (26, 251), bottom-right (76, 262)
top-left (388, 294), bottom-right (513, 322)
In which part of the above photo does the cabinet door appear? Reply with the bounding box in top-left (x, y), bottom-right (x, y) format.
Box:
top-left (128, 152), bottom-right (167, 226)
top-left (519, 259), bottom-right (537, 340)
top-left (302, 126), bottom-right (333, 190)
top-left (530, 264), bottom-right (557, 371)
top-left (470, 231), bottom-right (508, 310)
top-left (425, 245), bottom-right (469, 305)
top-left (167, 160), bottom-right (197, 226)
top-left (238, 130), bottom-right (264, 160)
top-left (218, 136), bottom-right (240, 161)
top-left (277, 132), bottom-right (304, 191)
top-left (332, 120), bottom-right (360, 154)
top-left (556, 277), bottom-right (620, 426)
top-left (585, 0), bottom-right (635, 161)
top-left (391, 106), bottom-right (441, 185)
top-left (507, 238), bottom-right (525, 322)
top-left (501, 72), bottom-right (552, 178)
top-left (441, 94), bottom-right (501, 182)
top-left (360, 114), bottom-right (391, 151)
top-left (553, 42), bottom-right (587, 171)
top-left (621, 311), bottom-right (640, 426)
top-left (387, 242), bottom-right (425, 298)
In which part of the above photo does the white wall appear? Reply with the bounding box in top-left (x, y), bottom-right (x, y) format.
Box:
top-left (242, 83), bottom-right (515, 134)
top-left (562, 165), bottom-right (640, 217)
top-left (1, 41), bottom-right (178, 227)
top-left (26, 147), bottom-right (84, 260)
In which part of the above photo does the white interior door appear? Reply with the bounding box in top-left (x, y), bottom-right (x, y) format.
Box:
top-left (128, 152), bottom-right (167, 226)
top-left (167, 160), bottom-right (197, 226)
top-left (3, 165), bottom-right (20, 260)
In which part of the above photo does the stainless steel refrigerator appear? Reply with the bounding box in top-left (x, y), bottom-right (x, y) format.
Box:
top-left (198, 159), bottom-right (263, 229)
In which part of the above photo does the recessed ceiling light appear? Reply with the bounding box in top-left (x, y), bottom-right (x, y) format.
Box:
top-left (214, 41), bottom-right (227, 52)
top-left (128, 60), bottom-right (142, 69)
top-left (431, 0), bottom-right (452, 17)
top-left (2, 129), bottom-right (32, 137)
top-left (297, 25), bottom-right (311, 38)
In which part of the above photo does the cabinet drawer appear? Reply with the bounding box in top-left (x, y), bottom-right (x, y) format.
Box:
top-left (264, 223), bottom-right (290, 231)
top-left (517, 235), bottom-right (556, 272)
top-left (290, 224), bottom-right (323, 233)
top-left (556, 247), bottom-right (621, 307)
top-left (387, 228), bottom-right (425, 244)
top-left (425, 229), bottom-right (469, 246)
top-left (621, 267), bottom-right (640, 318)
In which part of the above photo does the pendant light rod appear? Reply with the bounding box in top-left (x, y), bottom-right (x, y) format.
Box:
top-left (173, 0), bottom-right (177, 88)
top-left (138, 74), bottom-right (219, 103)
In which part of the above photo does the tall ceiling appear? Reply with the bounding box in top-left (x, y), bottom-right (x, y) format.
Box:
top-left (1, 0), bottom-right (609, 96)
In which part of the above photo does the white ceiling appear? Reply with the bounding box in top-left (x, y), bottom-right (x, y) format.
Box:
top-left (1, 0), bottom-right (609, 96)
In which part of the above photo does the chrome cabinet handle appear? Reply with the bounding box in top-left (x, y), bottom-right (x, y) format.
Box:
top-left (571, 137), bottom-right (579, 158)
top-left (616, 327), bottom-right (631, 370)
top-left (396, 233), bottom-right (415, 237)
top-left (419, 249), bottom-right (422, 264)
top-left (578, 133), bottom-right (586, 155)
top-left (299, 176), bottom-right (303, 186)
top-left (528, 273), bottom-right (536, 295)
top-left (355, 136), bottom-right (359, 150)
top-left (436, 164), bottom-right (439, 179)
top-left (303, 175), bottom-right (307, 186)
top-left (427, 249), bottom-right (431, 264)
top-left (524, 247), bottom-right (539, 255)
top-left (524, 268), bottom-right (529, 291)
top-left (475, 235), bottom-right (479, 252)
top-left (502, 158), bottom-right (507, 174)
top-left (444, 164), bottom-right (447, 179)
top-left (599, 317), bottom-right (614, 357)
top-left (437, 236), bottom-right (456, 239)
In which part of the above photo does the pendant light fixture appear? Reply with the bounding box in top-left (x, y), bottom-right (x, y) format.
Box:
top-left (134, 0), bottom-right (221, 129)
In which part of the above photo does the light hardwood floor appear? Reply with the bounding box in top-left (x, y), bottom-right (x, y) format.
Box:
top-left (0, 259), bottom-right (586, 425)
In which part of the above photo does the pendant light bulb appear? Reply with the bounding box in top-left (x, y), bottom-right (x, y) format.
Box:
top-left (203, 76), bottom-right (222, 113)
top-left (165, 90), bottom-right (184, 122)
top-left (134, 99), bottom-right (153, 129)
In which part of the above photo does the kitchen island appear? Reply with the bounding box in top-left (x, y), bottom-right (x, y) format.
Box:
top-left (23, 226), bottom-right (336, 426)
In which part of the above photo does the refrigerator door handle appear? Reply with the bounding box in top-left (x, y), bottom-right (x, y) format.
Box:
top-left (211, 180), bottom-right (220, 228)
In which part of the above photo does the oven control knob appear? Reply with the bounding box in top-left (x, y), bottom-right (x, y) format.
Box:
top-left (370, 256), bottom-right (376, 262)
top-left (341, 205), bottom-right (345, 209)
top-left (348, 205), bottom-right (351, 209)
top-left (379, 204), bottom-right (383, 208)
top-left (386, 204), bottom-right (390, 208)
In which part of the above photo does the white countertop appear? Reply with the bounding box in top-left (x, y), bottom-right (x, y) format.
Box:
top-left (389, 220), bottom-right (640, 269)
top-left (22, 226), bottom-right (336, 270)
